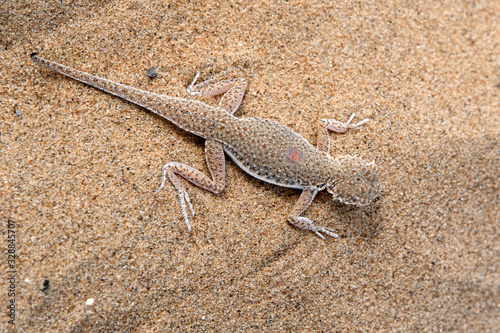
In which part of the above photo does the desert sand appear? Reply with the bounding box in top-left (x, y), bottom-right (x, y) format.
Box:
top-left (1, 1), bottom-right (498, 331)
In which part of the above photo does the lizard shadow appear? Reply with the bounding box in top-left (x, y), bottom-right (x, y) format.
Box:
top-left (325, 192), bottom-right (383, 240)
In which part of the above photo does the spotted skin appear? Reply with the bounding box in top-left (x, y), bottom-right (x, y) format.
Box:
top-left (31, 53), bottom-right (380, 239)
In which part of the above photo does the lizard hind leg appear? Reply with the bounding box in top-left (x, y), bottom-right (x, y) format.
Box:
top-left (158, 139), bottom-right (226, 231)
top-left (187, 72), bottom-right (247, 115)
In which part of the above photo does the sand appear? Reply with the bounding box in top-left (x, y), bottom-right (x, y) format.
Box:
top-left (1, 0), bottom-right (498, 331)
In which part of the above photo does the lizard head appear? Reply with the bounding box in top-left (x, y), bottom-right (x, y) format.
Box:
top-left (327, 156), bottom-right (380, 206)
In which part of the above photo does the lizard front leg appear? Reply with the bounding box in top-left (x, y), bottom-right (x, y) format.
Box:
top-left (317, 113), bottom-right (370, 153)
top-left (288, 189), bottom-right (339, 239)
top-left (158, 139), bottom-right (225, 231)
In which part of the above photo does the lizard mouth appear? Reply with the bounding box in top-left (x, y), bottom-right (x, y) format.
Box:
top-left (356, 199), bottom-right (372, 206)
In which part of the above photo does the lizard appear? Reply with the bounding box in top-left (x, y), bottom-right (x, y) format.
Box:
top-left (31, 53), bottom-right (380, 239)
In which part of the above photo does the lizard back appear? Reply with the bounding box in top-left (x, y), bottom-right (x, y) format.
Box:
top-left (212, 117), bottom-right (339, 189)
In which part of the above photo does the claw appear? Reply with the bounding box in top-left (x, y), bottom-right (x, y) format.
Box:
top-left (175, 186), bottom-right (195, 231)
top-left (183, 190), bottom-right (195, 218)
top-left (187, 72), bottom-right (201, 96)
top-left (157, 167), bottom-right (168, 193)
top-left (350, 118), bottom-right (370, 130)
top-left (314, 231), bottom-right (326, 240)
top-left (321, 228), bottom-right (339, 238)
top-left (176, 190), bottom-right (192, 231)
top-left (346, 113), bottom-right (356, 124)
top-left (345, 113), bottom-right (369, 130)
top-left (314, 228), bottom-right (339, 239)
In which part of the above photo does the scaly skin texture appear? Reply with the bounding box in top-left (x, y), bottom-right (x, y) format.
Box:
top-left (31, 53), bottom-right (380, 239)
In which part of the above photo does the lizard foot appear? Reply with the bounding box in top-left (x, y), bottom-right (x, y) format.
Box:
top-left (158, 165), bottom-right (195, 231)
top-left (187, 72), bottom-right (219, 96)
top-left (289, 216), bottom-right (339, 240)
top-left (186, 71), bottom-right (201, 96)
top-left (321, 113), bottom-right (369, 133)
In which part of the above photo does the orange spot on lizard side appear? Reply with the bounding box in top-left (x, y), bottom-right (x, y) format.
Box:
top-left (287, 148), bottom-right (303, 164)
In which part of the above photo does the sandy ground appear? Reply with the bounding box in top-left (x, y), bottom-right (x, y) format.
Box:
top-left (1, 0), bottom-right (499, 332)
